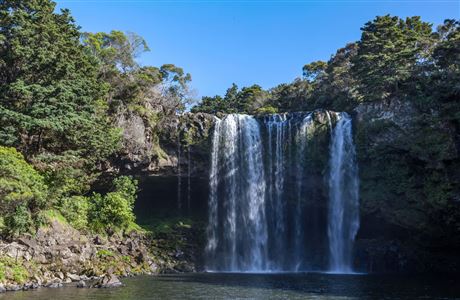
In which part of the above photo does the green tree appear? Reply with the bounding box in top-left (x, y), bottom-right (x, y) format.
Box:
top-left (309, 43), bottom-right (360, 111)
top-left (431, 19), bottom-right (460, 117)
top-left (352, 15), bottom-right (434, 100)
top-left (82, 30), bottom-right (150, 76)
top-left (269, 79), bottom-right (312, 112)
top-left (192, 95), bottom-right (225, 114)
top-left (302, 60), bottom-right (327, 82)
top-left (236, 84), bottom-right (268, 113)
top-left (159, 64), bottom-right (193, 113)
top-left (58, 196), bottom-right (89, 230)
top-left (0, 0), bottom-right (119, 164)
top-left (192, 83), bottom-right (241, 114)
top-left (81, 31), bottom-right (157, 109)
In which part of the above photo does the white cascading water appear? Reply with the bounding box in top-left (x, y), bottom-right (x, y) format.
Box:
top-left (293, 114), bottom-right (312, 271)
top-left (206, 114), bottom-right (268, 271)
top-left (205, 117), bottom-right (221, 264)
top-left (206, 111), bottom-right (359, 273)
top-left (328, 112), bottom-right (360, 273)
top-left (266, 114), bottom-right (287, 270)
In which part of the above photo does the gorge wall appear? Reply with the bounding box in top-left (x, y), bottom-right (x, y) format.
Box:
top-left (354, 99), bottom-right (460, 273)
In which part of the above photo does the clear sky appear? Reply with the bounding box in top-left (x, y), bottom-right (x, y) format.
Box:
top-left (55, 0), bottom-right (460, 98)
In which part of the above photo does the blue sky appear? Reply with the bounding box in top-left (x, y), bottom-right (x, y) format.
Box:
top-left (55, 0), bottom-right (459, 98)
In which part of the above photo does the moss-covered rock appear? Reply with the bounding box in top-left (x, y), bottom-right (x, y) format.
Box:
top-left (354, 98), bottom-right (460, 272)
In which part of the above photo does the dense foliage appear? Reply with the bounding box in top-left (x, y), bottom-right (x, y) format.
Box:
top-left (0, 147), bottom-right (47, 235)
top-left (0, 0), bottom-right (193, 235)
top-left (88, 176), bottom-right (138, 232)
top-left (0, 145), bottom-right (139, 235)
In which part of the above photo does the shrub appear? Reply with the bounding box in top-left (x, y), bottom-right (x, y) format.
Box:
top-left (59, 196), bottom-right (89, 230)
top-left (0, 147), bottom-right (48, 235)
top-left (4, 204), bottom-right (32, 236)
top-left (88, 176), bottom-right (138, 232)
top-left (112, 176), bottom-right (138, 205)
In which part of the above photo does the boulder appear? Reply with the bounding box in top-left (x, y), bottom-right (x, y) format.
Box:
top-left (47, 282), bottom-right (63, 288)
top-left (93, 274), bottom-right (123, 288)
top-left (5, 284), bottom-right (21, 291)
top-left (67, 273), bottom-right (81, 282)
top-left (18, 236), bottom-right (38, 249)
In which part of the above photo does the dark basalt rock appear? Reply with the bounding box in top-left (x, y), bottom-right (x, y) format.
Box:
top-left (46, 282), bottom-right (63, 289)
top-left (353, 98), bottom-right (460, 273)
top-left (93, 274), bottom-right (123, 288)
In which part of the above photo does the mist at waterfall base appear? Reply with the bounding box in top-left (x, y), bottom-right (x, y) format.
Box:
top-left (205, 112), bottom-right (360, 273)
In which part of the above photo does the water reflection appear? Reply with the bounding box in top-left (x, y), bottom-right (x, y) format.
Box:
top-left (0, 273), bottom-right (459, 300)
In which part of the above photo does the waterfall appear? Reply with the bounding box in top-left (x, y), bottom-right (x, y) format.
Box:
top-left (293, 114), bottom-right (312, 271)
top-left (206, 111), bottom-right (359, 273)
top-left (206, 114), bottom-right (267, 271)
top-left (266, 114), bottom-right (287, 270)
top-left (205, 117), bottom-right (221, 268)
top-left (328, 112), bottom-right (360, 273)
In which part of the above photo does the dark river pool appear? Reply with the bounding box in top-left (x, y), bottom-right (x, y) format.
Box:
top-left (1, 272), bottom-right (459, 299)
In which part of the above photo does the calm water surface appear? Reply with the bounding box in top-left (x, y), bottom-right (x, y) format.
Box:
top-left (1, 273), bottom-right (459, 300)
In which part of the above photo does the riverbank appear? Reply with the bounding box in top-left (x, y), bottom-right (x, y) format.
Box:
top-left (0, 214), bottom-right (204, 293)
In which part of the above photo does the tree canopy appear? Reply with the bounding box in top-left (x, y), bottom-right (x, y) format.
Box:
top-left (193, 15), bottom-right (459, 116)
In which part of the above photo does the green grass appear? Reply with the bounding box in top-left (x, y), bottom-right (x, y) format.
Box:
top-left (124, 221), bottom-right (145, 234)
top-left (0, 257), bottom-right (30, 284)
top-left (137, 216), bottom-right (196, 236)
top-left (97, 249), bottom-right (115, 258)
top-left (41, 209), bottom-right (69, 225)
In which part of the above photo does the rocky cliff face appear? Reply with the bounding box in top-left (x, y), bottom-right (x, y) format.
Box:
top-left (114, 112), bottom-right (215, 177)
top-left (353, 98), bottom-right (460, 272)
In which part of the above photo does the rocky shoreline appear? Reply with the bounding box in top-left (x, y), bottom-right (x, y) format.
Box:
top-left (0, 217), bottom-right (203, 293)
